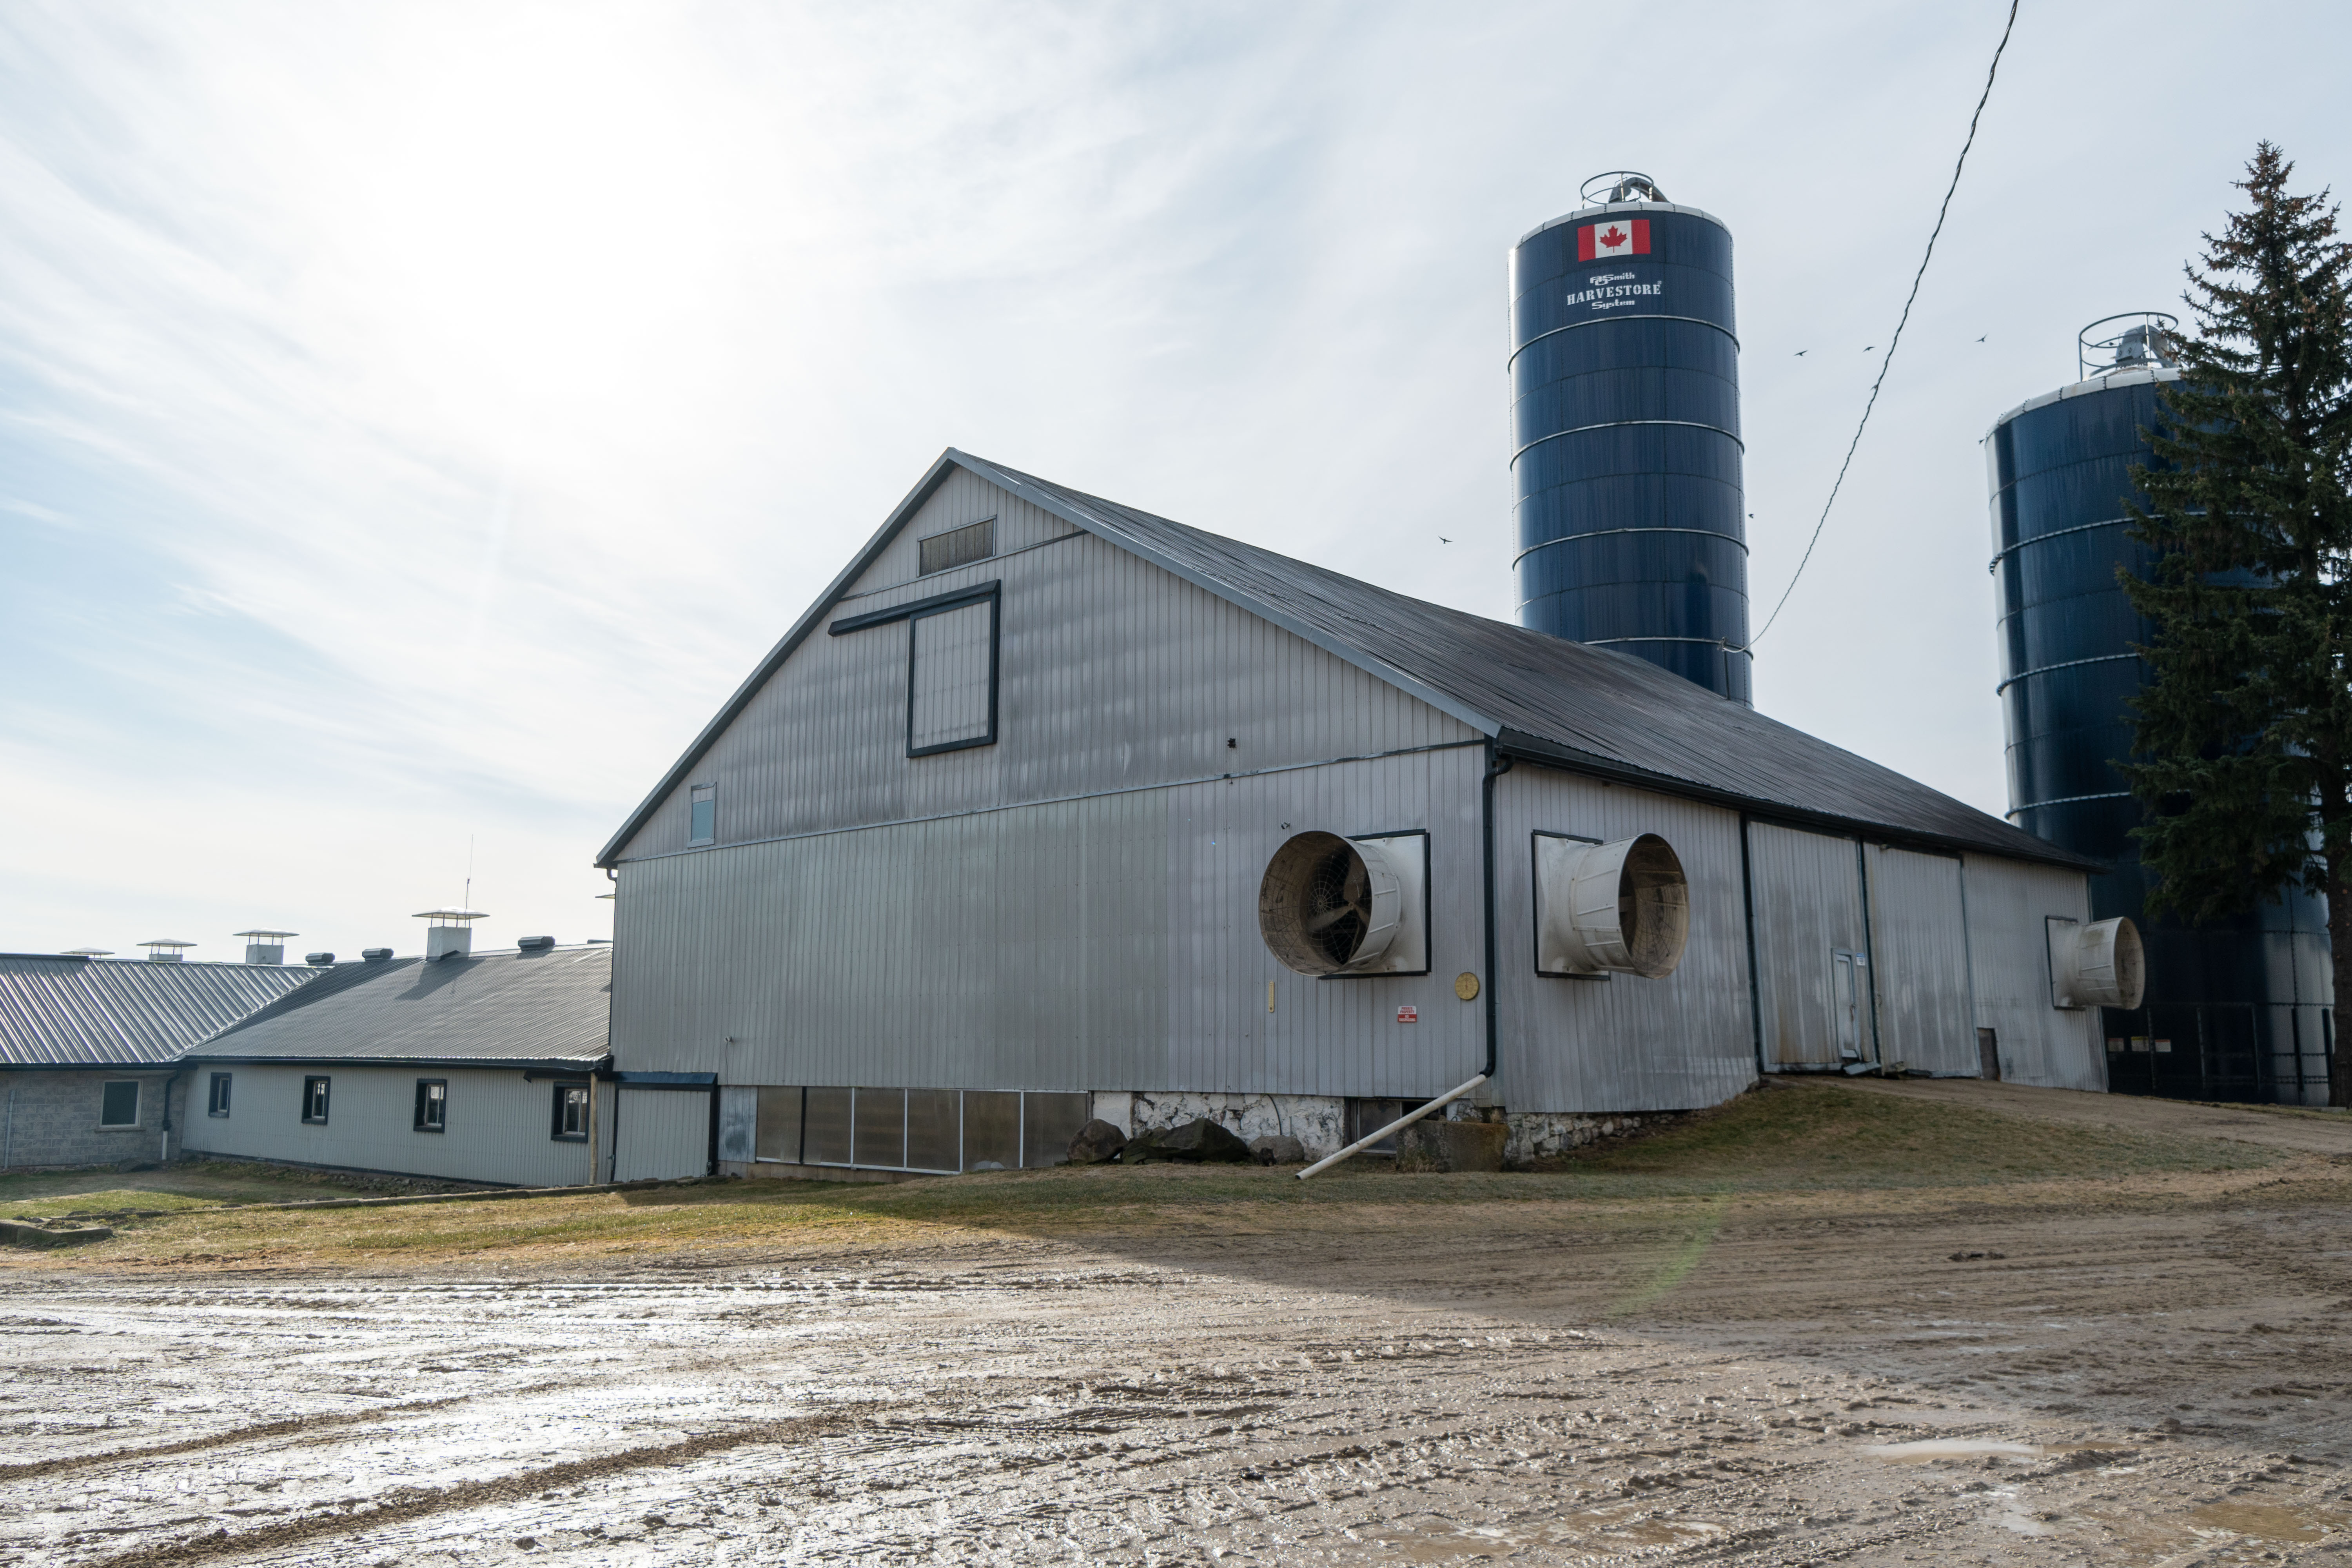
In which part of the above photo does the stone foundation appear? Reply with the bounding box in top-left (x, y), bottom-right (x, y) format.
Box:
top-left (1502, 1110), bottom-right (1676, 1164)
top-left (1108, 1092), bottom-right (1347, 1162)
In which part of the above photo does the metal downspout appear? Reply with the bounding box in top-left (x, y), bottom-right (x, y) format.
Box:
top-left (1483, 741), bottom-right (1512, 1081)
top-left (1298, 740), bottom-right (1510, 1181)
top-left (1739, 814), bottom-right (1767, 1078)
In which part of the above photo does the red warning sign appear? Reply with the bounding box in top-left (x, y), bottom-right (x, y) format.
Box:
top-left (1396, 1005), bottom-right (1419, 1024)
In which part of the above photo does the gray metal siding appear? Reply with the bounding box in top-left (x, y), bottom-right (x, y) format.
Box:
top-left (612, 749), bottom-right (1493, 1103)
top-left (613, 1087), bottom-right (710, 1181)
top-left (612, 472), bottom-right (1477, 864)
top-left (1864, 846), bottom-right (1979, 1075)
top-left (909, 601), bottom-right (993, 750)
top-left (1960, 855), bottom-right (2105, 1090)
top-left (181, 1065), bottom-right (600, 1187)
top-left (1748, 822), bottom-right (1871, 1068)
top-left (1492, 766), bottom-right (1756, 1112)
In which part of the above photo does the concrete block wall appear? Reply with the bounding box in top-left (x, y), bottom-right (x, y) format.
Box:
top-left (0, 1070), bottom-right (187, 1170)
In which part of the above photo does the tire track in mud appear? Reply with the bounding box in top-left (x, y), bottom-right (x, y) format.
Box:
top-left (0, 1397), bottom-right (475, 1484)
top-left (74, 1414), bottom-right (846, 1567)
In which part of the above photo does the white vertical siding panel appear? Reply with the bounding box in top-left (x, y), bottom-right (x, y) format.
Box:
top-left (181, 1065), bottom-right (599, 1187)
top-left (1493, 767), bottom-right (1755, 1113)
top-left (1747, 822), bottom-right (1870, 1067)
top-left (1960, 855), bottom-right (2105, 1090)
top-left (1864, 846), bottom-right (1979, 1074)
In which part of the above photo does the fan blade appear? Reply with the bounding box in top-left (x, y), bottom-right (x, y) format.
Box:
top-left (1303, 904), bottom-right (1356, 935)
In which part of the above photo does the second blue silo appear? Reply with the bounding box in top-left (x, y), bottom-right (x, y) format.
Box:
top-left (1511, 173), bottom-right (1751, 702)
top-left (1989, 316), bottom-right (2335, 1104)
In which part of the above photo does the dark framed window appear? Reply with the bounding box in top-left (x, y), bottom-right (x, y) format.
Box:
top-left (917, 518), bottom-right (995, 576)
top-left (207, 1073), bottom-right (232, 1117)
top-left (688, 782), bottom-right (716, 846)
top-left (551, 1082), bottom-right (590, 1142)
top-left (414, 1079), bottom-right (447, 1133)
top-left (100, 1080), bottom-right (140, 1128)
top-left (302, 1075), bottom-right (331, 1124)
top-left (906, 596), bottom-right (998, 756)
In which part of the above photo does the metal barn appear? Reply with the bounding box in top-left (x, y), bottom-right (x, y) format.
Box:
top-left (596, 452), bottom-right (2122, 1180)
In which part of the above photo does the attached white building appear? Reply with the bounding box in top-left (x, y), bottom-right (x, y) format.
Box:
top-left (596, 451), bottom-right (2122, 1180)
top-left (182, 942), bottom-right (624, 1187)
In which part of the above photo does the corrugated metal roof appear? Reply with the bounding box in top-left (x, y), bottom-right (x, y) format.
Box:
top-left (0, 955), bottom-right (325, 1068)
top-left (188, 945), bottom-right (611, 1066)
top-left (599, 450), bottom-right (2094, 871)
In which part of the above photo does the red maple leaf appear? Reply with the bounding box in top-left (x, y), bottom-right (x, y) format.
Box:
top-left (1601, 225), bottom-right (1626, 248)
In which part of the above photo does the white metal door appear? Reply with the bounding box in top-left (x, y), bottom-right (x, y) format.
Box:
top-left (1831, 950), bottom-right (1874, 1063)
top-left (613, 1088), bottom-right (710, 1182)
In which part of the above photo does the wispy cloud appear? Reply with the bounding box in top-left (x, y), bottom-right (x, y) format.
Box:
top-left (3, 0), bottom-right (2348, 955)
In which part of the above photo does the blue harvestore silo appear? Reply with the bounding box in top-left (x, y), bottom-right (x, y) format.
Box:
top-left (1987, 314), bottom-right (2335, 1103)
top-left (1511, 172), bottom-right (1750, 702)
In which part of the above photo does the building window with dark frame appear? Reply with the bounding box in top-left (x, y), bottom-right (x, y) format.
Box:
top-left (917, 518), bottom-right (995, 576)
top-left (207, 1073), bottom-right (232, 1117)
top-left (99, 1080), bottom-right (140, 1128)
top-left (414, 1079), bottom-right (448, 1133)
top-left (688, 782), bottom-right (716, 846)
top-left (302, 1075), bottom-right (331, 1125)
top-left (907, 597), bottom-right (998, 755)
top-left (551, 1082), bottom-right (591, 1142)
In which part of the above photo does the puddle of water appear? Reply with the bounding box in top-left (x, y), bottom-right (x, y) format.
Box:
top-left (1994, 1508), bottom-right (2057, 1537)
top-left (1357, 1506), bottom-right (1730, 1561)
top-left (1860, 1439), bottom-right (2040, 1461)
top-left (2190, 1502), bottom-right (2341, 1544)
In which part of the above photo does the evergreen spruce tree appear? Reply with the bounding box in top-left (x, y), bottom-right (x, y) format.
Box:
top-left (2122, 142), bottom-right (2352, 1107)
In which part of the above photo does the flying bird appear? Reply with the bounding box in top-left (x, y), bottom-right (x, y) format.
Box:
top-left (1977, 334), bottom-right (1988, 342)
top-left (1794, 349), bottom-right (1808, 356)
top-left (1863, 345), bottom-right (1876, 352)
top-left (1439, 535), bottom-right (1452, 543)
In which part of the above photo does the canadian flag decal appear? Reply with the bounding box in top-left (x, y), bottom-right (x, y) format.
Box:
top-left (1578, 218), bottom-right (1650, 260)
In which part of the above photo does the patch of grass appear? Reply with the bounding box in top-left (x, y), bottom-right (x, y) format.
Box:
top-left (0, 1080), bottom-right (2304, 1273)
top-left (0, 1158), bottom-right (481, 1220)
top-left (1550, 1078), bottom-right (2283, 1192)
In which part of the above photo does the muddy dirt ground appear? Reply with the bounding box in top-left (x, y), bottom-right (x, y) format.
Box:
top-left (4, 1085), bottom-right (2350, 1566)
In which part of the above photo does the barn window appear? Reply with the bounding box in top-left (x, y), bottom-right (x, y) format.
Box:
top-left (688, 782), bottom-right (716, 846)
top-left (414, 1079), bottom-right (448, 1132)
top-left (207, 1073), bottom-right (232, 1117)
top-left (100, 1080), bottom-right (140, 1128)
top-left (907, 597), bottom-right (998, 755)
top-left (917, 518), bottom-right (995, 576)
top-left (302, 1076), bottom-right (331, 1124)
top-left (551, 1082), bottom-right (591, 1142)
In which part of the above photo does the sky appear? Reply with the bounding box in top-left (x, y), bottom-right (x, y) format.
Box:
top-left (4, 0), bottom-right (2349, 962)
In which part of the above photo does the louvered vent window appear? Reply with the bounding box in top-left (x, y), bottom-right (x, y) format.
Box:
top-left (917, 519), bottom-right (995, 576)
top-left (907, 599), bottom-right (997, 754)
top-left (688, 782), bottom-right (715, 846)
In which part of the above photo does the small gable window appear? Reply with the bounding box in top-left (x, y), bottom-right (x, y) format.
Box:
top-left (918, 519), bottom-right (994, 577)
top-left (908, 598), bottom-right (998, 755)
top-left (689, 782), bottom-right (716, 846)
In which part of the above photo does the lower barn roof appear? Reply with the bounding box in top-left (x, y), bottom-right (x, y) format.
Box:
top-left (186, 946), bottom-right (612, 1068)
top-left (0, 955), bottom-right (326, 1069)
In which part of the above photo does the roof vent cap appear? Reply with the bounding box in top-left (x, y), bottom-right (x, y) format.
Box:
top-left (138, 939), bottom-right (196, 963)
top-left (303, 951), bottom-right (336, 965)
top-left (361, 947), bottom-right (393, 962)
top-left (517, 935), bottom-right (555, 951)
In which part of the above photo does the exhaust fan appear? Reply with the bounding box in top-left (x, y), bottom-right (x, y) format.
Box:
top-left (2046, 916), bottom-right (2145, 1009)
top-left (1258, 831), bottom-right (1426, 976)
top-left (1534, 833), bottom-right (1690, 979)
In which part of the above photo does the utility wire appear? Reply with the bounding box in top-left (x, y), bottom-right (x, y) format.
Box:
top-left (1734, 0), bottom-right (2022, 652)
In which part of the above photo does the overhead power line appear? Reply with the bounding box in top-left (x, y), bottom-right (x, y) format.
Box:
top-left (1735, 0), bottom-right (2022, 652)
